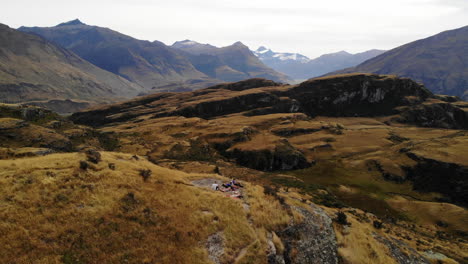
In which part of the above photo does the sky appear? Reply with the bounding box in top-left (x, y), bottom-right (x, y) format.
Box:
top-left (2, 0), bottom-right (467, 58)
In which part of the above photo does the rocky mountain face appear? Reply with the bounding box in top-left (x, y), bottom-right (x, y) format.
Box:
top-left (331, 25), bottom-right (468, 100)
top-left (19, 20), bottom-right (212, 90)
top-left (172, 40), bottom-right (292, 83)
top-left (254, 47), bottom-right (385, 80)
top-left (0, 23), bottom-right (143, 112)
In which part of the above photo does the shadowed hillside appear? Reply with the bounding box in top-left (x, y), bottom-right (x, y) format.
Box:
top-left (19, 20), bottom-right (214, 90)
top-left (0, 23), bottom-right (143, 112)
top-left (172, 40), bottom-right (292, 83)
top-left (330, 26), bottom-right (468, 100)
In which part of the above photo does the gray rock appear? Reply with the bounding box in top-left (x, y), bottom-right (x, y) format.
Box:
top-left (279, 204), bottom-right (338, 264)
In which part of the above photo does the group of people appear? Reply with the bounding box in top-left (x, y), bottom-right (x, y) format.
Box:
top-left (211, 179), bottom-right (243, 192)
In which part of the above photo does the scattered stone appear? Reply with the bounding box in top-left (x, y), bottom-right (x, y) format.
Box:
top-left (373, 233), bottom-right (430, 264)
top-left (335, 211), bottom-right (349, 225)
top-left (435, 220), bottom-right (448, 228)
top-left (85, 149), bottom-right (101, 164)
top-left (373, 220), bottom-right (383, 229)
top-left (139, 169), bottom-right (152, 182)
top-left (79, 160), bottom-right (89, 170)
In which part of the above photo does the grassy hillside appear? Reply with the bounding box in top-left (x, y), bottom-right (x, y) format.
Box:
top-left (1, 76), bottom-right (467, 263)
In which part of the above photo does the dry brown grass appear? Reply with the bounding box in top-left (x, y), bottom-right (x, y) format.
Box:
top-left (0, 153), bottom-right (251, 263)
top-left (387, 196), bottom-right (468, 232)
top-left (0, 152), bottom-right (304, 263)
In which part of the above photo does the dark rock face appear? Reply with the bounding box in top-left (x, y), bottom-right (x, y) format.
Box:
top-left (279, 204), bottom-right (338, 264)
top-left (71, 74), bottom-right (447, 129)
top-left (397, 102), bottom-right (468, 129)
top-left (404, 152), bottom-right (468, 206)
top-left (285, 74), bottom-right (432, 117)
top-left (271, 128), bottom-right (319, 137)
top-left (27, 99), bottom-right (91, 114)
top-left (176, 92), bottom-right (281, 119)
top-left (209, 78), bottom-right (283, 91)
top-left (228, 141), bottom-right (311, 171)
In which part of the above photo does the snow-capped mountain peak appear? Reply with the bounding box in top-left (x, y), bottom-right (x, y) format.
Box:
top-left (172, 39), bottom-right (201, 47)
top-left (254, 47), bottom-right (310, 63)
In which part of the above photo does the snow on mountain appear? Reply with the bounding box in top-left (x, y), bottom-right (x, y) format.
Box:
top-left (253, 46), bottom-right (386, 80)
top-left (254, 47), bottom-right (310, 63)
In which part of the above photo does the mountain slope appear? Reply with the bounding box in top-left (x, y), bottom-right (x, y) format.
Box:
top-left (172, 40), bottom-right (292, 83)
top-left (19, 20), bottom-right (212, 90)
top-left (331, 25), bottom-right (468, 100)
top-left (0, 23), bottom-right (142, 110)
top-left (254, 47), bottom-right (385, 80)
top-left (1, 78), bottom-right (466, 263)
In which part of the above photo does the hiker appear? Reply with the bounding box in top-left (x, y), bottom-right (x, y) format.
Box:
top-left (211, 183), bottom-right (219, 191)
top-left (233, 179), bottom-right (243, 188)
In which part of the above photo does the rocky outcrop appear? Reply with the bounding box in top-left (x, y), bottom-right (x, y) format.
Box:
top-left (396, 102), bottom-right (468, 129)
top-left (404, 151), bottom-right (468, 206)
top-left (26, 99), bottom-right (91, 114)
top-left (285, 74), bottom-right (432, 117)
top-left (176, 92), bottom-right (281, 119)
top-left (209, 78), bottom-right (283, 91)
top-left (373, 233), bottom-right (430, 264)
top-left (279, 204), bottom-right (338, 264)
top-left (70, 74), bottom-right (468, 132)
top-left (228, 140), bottom-right (311, 171)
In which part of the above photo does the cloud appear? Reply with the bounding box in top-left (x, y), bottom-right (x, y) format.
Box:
top-left (1, 0), bottom-right (467, 57)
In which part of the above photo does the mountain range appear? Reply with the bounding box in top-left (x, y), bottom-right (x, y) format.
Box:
top-left (254, 47), bottom-right (385, 81)
top-left (19, 20), bottom-right (212, 90)
top-left (0, 23), bottom-right (142, 112)
top-left (0, 19), bottom-right (465, 115)
top-left (331, 25), bottom-right (468, 100)
top-left (19, 20), bottom-right (291, 87)
top-left (172, 40), bottom-right (292, 83)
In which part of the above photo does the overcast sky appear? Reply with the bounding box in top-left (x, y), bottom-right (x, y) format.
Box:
top-left (2, 0), bottom-right (467, 58)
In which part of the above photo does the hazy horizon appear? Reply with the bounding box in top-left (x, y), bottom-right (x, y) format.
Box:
top-left (2, 0), bottom-right (467, 58)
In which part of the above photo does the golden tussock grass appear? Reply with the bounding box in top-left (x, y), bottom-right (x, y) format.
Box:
top-left (0, 151), bottom-right (304, 264)
top-left (0, 152), bottom-right (263, 263)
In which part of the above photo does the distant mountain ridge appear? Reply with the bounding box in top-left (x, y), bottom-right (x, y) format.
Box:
top-left (19, 20), bottom-right (213, 90)
top-left (172, 40), bottom-right (292, 83)
top-left (20, 21), bottom-right (292, 89)
top-left (254, 47), bottom-right (385, 81)
top-left (330, 25), bottom-right (468, 100)
top-left (0, 23), bottom-right (142, 112)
